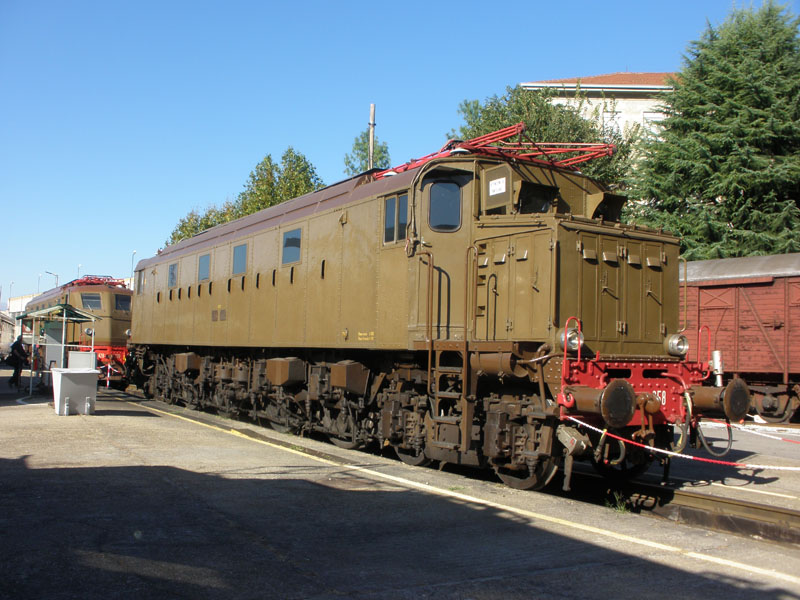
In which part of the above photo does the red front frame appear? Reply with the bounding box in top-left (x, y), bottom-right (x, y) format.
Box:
top-left (560, 357), bottom-right (709, 426)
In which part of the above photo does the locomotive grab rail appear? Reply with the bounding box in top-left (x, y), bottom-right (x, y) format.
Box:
top-left (419, 251), bottom-right (435, 395)
top-left (557, 316), bottom-right (583, 412)
top-left (679, 257), bottom-right (688, 333)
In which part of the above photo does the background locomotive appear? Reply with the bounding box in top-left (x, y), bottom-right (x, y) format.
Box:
top-left (26, 275), bottom-right (132, 383)
top-left (683, 253), bottom-right (800, 423)
top-left (129, 124), bottom-right (748, 490)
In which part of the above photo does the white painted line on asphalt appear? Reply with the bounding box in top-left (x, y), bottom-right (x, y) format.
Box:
top-left (138, 401), bottom-right (800, 588)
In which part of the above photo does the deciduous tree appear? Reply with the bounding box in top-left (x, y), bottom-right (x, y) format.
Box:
top-left (453, 86), bottom-right (640, 187)
top-left (166, 148), bottom-right (324, 245)
top-left (343, 128), bottom-right (391, 176)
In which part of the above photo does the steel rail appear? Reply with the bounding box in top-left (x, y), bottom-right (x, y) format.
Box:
top-left (625, 480), bottom-right (800, 546)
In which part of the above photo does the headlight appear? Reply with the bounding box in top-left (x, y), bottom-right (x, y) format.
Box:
top-left (665, 334), bottom-right (689, 356)
top-left (559, 328), bottom-right (584, 353)
top-left (125, 329), bottom-right (132, 337)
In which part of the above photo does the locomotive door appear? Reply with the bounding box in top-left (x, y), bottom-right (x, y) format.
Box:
top-left (416, 172), bottom-right (473, 341)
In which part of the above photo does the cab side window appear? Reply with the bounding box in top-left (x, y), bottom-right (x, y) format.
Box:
top-left (81, 293), bottom-right (102, 310)
top-left (429, 182), bottom-right (461, 232)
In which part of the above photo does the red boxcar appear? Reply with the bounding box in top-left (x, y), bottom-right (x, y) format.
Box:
top-left (683, 253), bottom-right (800, 422)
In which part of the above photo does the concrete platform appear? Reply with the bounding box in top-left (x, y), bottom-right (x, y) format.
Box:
top-left (1, 370), bottom-right (799, 599)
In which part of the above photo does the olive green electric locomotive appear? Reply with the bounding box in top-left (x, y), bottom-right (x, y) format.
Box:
top-left (130, 124), bottom-right (748, 490)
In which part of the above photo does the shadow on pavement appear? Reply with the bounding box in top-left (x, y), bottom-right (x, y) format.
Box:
top-left (0, 456), bottom-right (795, 600)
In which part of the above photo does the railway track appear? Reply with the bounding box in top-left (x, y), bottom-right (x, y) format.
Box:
top-left (615, 478), bottom-right (800, 546)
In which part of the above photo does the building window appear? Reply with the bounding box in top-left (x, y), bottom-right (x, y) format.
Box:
top-left (282, 229), bottom-right (301, 265)
top-left (168, 263), bottom-right (178, 288)
top-left (81, 293), bottom-right (102, 310)
top-left (429, 182), bottom-right (461, 232)
top-left (115, 294), bottom-right (131, 311)
top-left (198, 254), bottom-right (210, 281)
top-left (384, 193), bottom-right (408, 243)
top-left (233, 244), bottom-right (247, 275)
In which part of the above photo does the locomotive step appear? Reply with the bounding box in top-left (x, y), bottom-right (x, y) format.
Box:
top-left (431, 415), bottom-right (460, 424)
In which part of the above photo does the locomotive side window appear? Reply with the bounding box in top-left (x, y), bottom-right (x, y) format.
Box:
top-left (168, 263), bottom-right (178, 288)
top-left (429, 182), bottom-right (461, 232)
top-left (384, 197), bottom-right (395, 242)
top-left (233, 244), bottom-right (247, 275)
top-left (518, 182), bottom-right (558, 214)
top-left (383, 193), bottom-right (408, 244)
top-left (198, 254), bottom-right (210, 281)
top-left (81, 293), bottom-right (102, 310)
top-left (135, 270), bottom-right (145, 295)
top-left (282, 229), bottom-right (301, 265)
top-left (115, 294), bottom-right (131, 311)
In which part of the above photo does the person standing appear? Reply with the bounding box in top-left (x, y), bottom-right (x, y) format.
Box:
top-left (8, 335), bottom-right (27, 388)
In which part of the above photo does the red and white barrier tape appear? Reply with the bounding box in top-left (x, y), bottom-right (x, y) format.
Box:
top-left (566, 416), bottom-right (800, 472)
top-left (709, 418), bottom-right (800, 445)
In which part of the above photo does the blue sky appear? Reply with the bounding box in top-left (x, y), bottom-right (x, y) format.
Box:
top-left (1, 0), bottom-right (796, 308)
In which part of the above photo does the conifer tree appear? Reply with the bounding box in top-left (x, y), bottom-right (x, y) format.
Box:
top-left (630, 2), bottom-right (800, 258)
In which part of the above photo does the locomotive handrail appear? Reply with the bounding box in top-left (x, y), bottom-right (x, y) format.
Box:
top-left (557, 316), bottom-right (582, 413)
top-left (419, 251), bottom-right (435, 395)
top-left (464, 245), bottom-right (478, 344)
top-left (679, 257), bottom-right (688, 333)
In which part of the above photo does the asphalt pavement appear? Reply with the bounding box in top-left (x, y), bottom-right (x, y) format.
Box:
top-left (1, 367), bottom-right (799, 599)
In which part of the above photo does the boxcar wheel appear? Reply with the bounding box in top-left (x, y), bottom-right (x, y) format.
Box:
top-left (754, 394), bottom-right (794, 423)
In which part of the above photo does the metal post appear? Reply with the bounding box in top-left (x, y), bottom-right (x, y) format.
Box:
top-left (368, 104), bottom-right (375, 171)
top-left (60, 308), bottom-right (67, 369)
top-left (28, 317), bottom-right (36, 397)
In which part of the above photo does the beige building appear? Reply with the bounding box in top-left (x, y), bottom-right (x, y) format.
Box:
top-left (521, 72), bottom-right (675, 136)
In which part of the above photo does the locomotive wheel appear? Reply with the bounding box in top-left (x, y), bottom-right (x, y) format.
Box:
top-left (327, 410), bottom-right (361, 449)
top-left (494, 458), bottom-right (558, 491)
top-left (395, 446), bottom-right (431, 467)
top-left (328, 435), bottom-right (361, 450)
top-left (267, 419), bottom-right (297, 434)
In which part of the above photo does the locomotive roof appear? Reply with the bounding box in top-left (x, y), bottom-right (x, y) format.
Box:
top-left (684, 253), bottom-right (800, 282)
top-left (137, 167), bottom-right (423, 269)
top-left (138, 149), bottom-right (603, 271)
top-left (27, 276), bottom-right (131, 309)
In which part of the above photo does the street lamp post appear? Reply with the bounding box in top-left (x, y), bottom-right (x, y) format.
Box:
top-left (77, 264), bottom-right (82, 278)
top-left (38, 274), bottom-right (42, 294)
top-left (45, 271), bottom-right (59, 287)
top-left (130, 250), bottom-right (137, 285)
